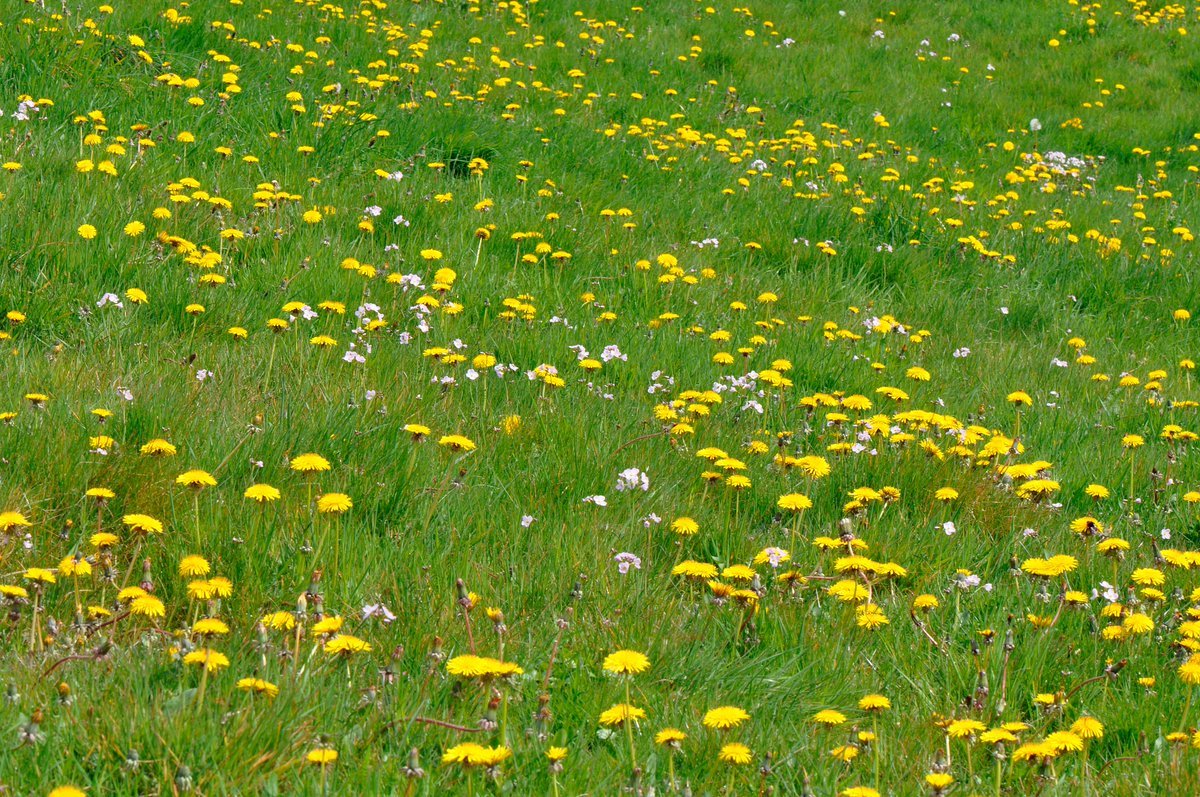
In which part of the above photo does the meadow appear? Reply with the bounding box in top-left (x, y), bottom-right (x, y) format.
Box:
top-left (1, 0), bottom-right (1199, 794)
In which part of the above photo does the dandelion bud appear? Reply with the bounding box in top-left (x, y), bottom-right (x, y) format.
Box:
top-left (125, 748), bottom-right (141, 771)
top-left (404, 747), bottom-right (425, 779)
top-left (175, 764), bottom-right (194, 792)
top-left (455, 578), bottom-right (471, 607)
top-left (140, 558), bottom-right (153, 592)
top-left (975, 670), bottom-right (989, 700)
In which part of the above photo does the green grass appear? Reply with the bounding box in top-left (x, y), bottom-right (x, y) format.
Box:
top-left (1, 0), bottom-right (1199, 795)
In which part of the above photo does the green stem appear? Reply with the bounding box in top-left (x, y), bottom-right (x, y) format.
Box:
top-left (873, 716), bottom-right (881, 791)
top-left (624, 679), bottom-right (637, 769)
top-left (195, 662), bottom-right (209, 707)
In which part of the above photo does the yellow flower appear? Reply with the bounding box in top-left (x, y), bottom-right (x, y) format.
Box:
top-left (175, 470), bottom-right (216, 489)
top-left (655, 727), bottom-right (687, 746)
top-left (598, 703), bottom-right (646, 726)
top-left (602, 649), bottom-right (650, 676)
top-left (1179, 658), bottom-right (1200, 686)
top-left (1070, 716), bottom-right (1104, 739)
top-left (718, 743), bottom-right (752, 765)
top-left (290, 453), bottom-right (331, 473)
top-left (858, 694), bottom-right (891, 712)
top-left (183, 648), bottom-right (230, 672)
top-left (702, 705), bottom-right (750, 729)
top-left (324, 635), bottom-right (372, 655)
top-left (192, 618), bottom-right (229, 636)
top-left (237, 677), bottom-right (280, 698)
top-left (58, 556), bottom-right (92, 578)
top-left (306, 749), bottom-right (338, 765)
top-left (0, 511), bottom-right (32, 532)
top-left (24, 568), bottom-right (56, 585)
top-left (672, 560), bottom-right (718, 579)
top-left (445, 655), bottom-right (523, 679)
top-left (123, 514), bottom-right (163, 535)
top-left (438, 434), bottom-right (476, 452)
top-left (317, 493), bottom-right (352, 513)
top-left (812, 709), bottom-right (847, 726)
top-left (140, 438), bottom-right (177, 456)
top-left (777, 493), bottom-right (812, 511)
top-left (244, 484), bottom-right (281, 503)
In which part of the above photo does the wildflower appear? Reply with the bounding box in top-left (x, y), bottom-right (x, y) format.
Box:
top-left (603, 650), bottom-right (650, 675)
top-left (324, 635), bottom-right (372, 656)
top-left (438, 435), bottom-right (476, 451)
top-left (244, 484), bottom-right (281, 503)
top-left (718, 743), bottom-right (752, 765)
top-left (176, 470), bottom-right (216, 489)
top-left (655, 728), bottom-right (687, 747)
top-left (306, 749), bottom-right (338, 765)
top-left (598, 703), bottom-right (646, 726)
top-left (813, 709), bottom-right (847, 726)
top-left (317, 493), bottom-right (353, 513)
top-left (122, 514), bottom-right (163, 535)
top-left (290, 453), bottom-right (331, 473)
top-left (703, 706), bottom-right (750, 729)
top-left (184, 649), bottom-right (230, 672)
top-left (237, 677), bottom-right (279, 698)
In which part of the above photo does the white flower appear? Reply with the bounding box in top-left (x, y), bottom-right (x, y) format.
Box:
top-left (583, 494), bottom-right (607, 507)
top-left (1029, 118), bottom-right (1042, 132)
top-left (362, 603), bottom-right (396, 623)
top-left (96, 292), bottom-right (124, 309)
top-left (762, 547), bottom-right (787, 568)
top-left (614, 552), bottom-right (642, 575)
top-left (615, 468), bottom-right (650, 492)
top-left (600, 344), bottom-right (626, 362)
top-left (942, 521), bottom-right (957, 536)
top-left (521, 515), bottom-right (536, 528)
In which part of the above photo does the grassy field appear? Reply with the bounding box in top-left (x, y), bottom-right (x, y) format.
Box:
top-left (2, 0), bottom-right (1200, 794)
